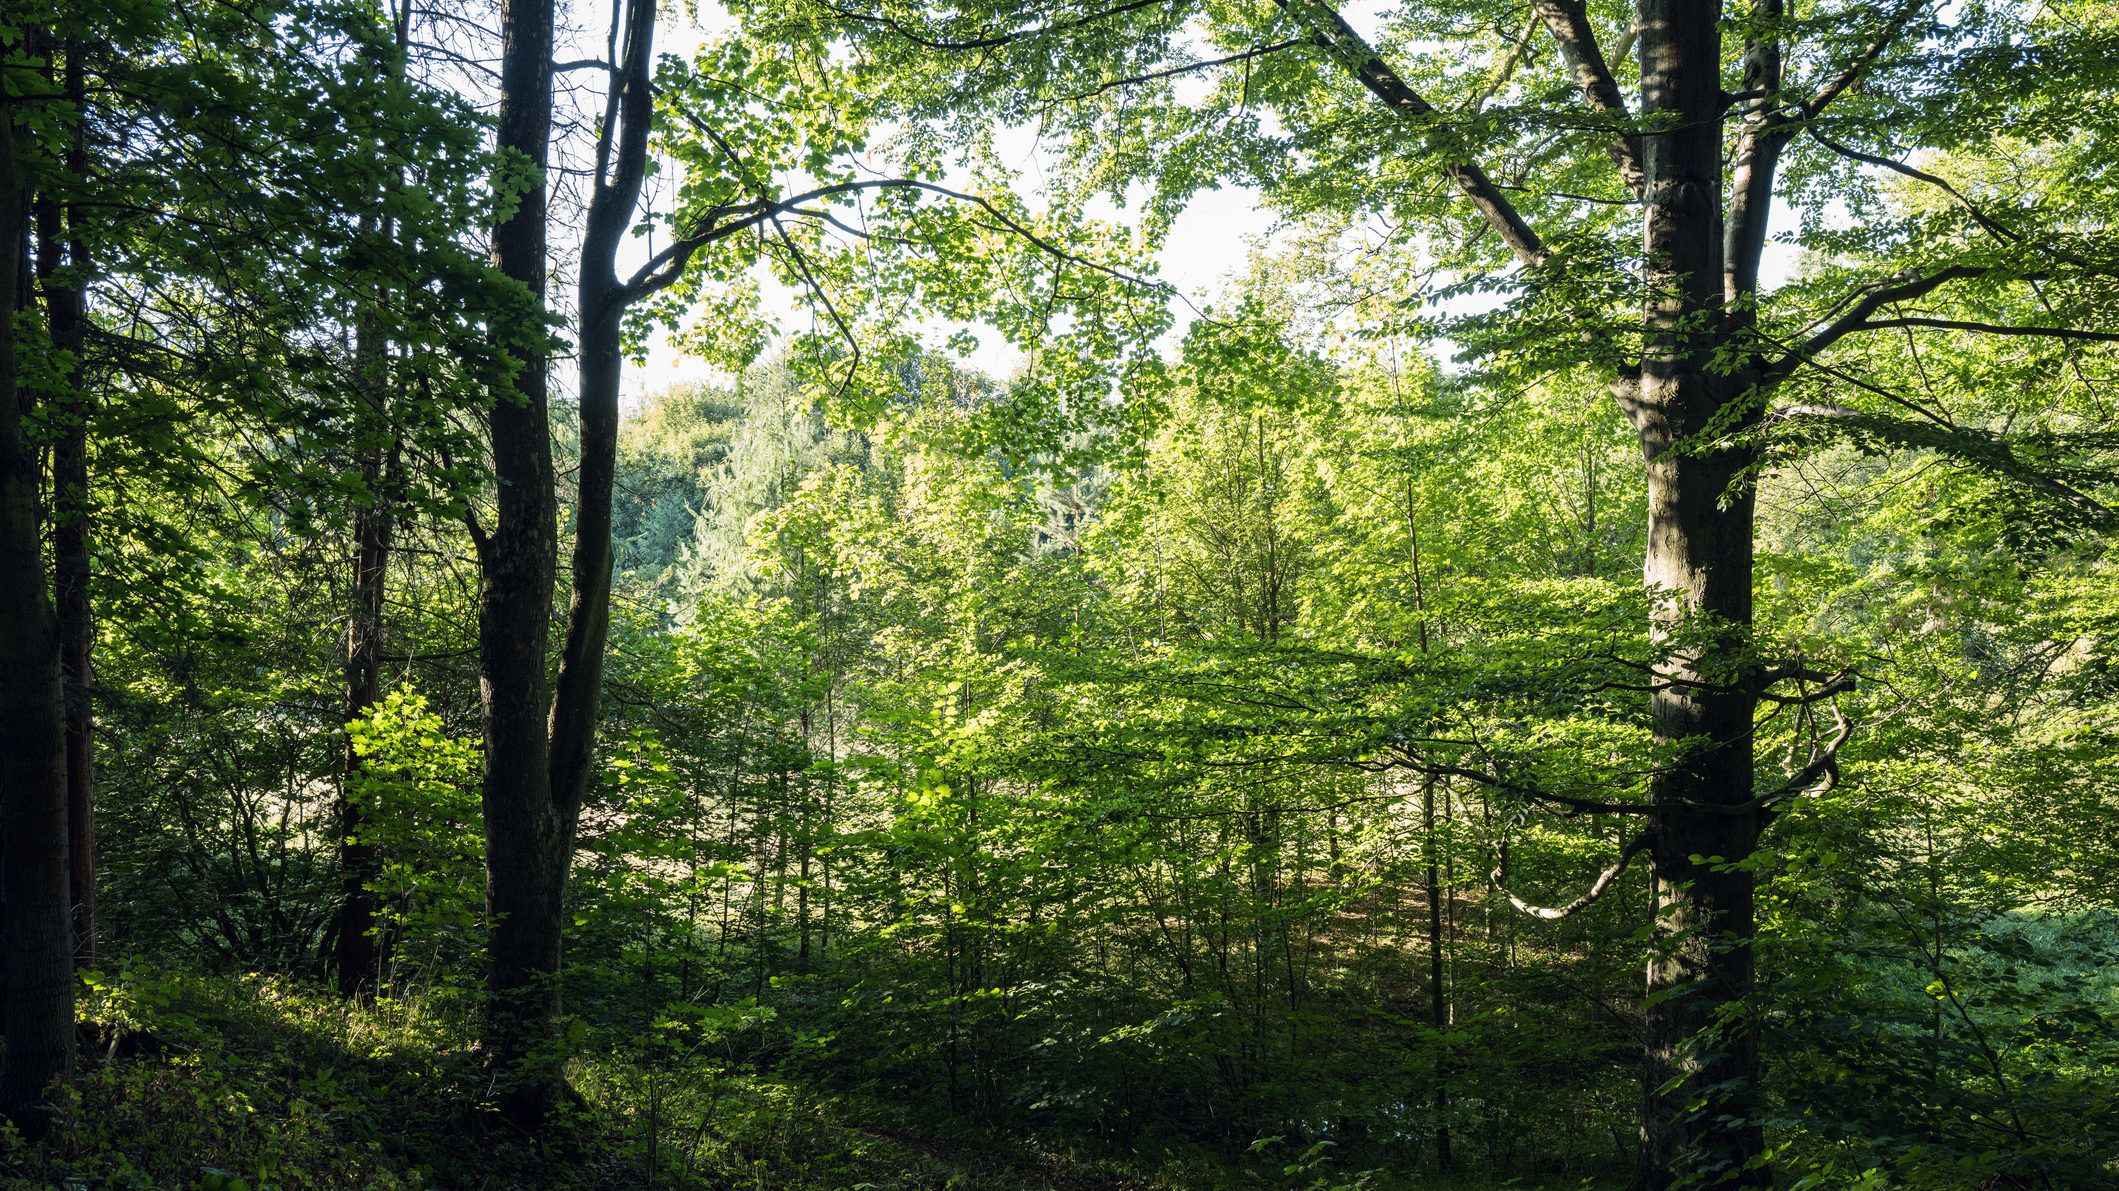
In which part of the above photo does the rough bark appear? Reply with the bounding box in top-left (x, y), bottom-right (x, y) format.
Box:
top-left (1633, 3), bottom-right (1769, 1186)
top-left (479, 0), bottom-right (565, 1125)
top-left (0, 58), bottom-right (79, 1135)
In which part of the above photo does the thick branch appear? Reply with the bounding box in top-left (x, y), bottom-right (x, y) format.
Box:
top-left (1755, 702), bottom-right (1853, 826)
top-left (1277, 0), bottom-right (1548, 264)
top-left (1726, 0), bottom-right (1786, 302)
top-left (1530, 0), bottom-right (1643, 194)
top-left (1730, 0), bottom-right (1929, 301)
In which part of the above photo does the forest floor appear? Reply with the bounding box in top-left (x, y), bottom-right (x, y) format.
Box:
top-left (0, 968), bottom-right (1621, 1190)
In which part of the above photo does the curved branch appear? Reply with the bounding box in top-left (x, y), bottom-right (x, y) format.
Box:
top-left (1047, 40), bottom-right (1305, 104)
top-left (1492, 829), bottom-right (1652, 920)
top-left (1756, 700), bottom-right (1853, 826)
top-left (1801, 0), bottom-right (1929, 119)
top-left (1391, 752), bottom-right (1650, 816)
top-left (815, 0), bottom-right (1166, 53)
top-left (1762, 264), bottom-right (1992, 382)
top-left (622, 178), bottom-right (1173, 308)
top-left (1809, 130), bottom-right (2023, 245)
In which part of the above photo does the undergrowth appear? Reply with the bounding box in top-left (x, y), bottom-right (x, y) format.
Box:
top-left (0, 966), bottom-right (1616, 1191)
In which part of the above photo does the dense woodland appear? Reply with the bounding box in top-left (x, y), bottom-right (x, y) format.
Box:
top-left (1, 0), bottom-right (2117, 1187)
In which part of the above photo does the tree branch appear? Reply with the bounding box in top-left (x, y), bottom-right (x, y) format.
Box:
top-left (1801, 0), bottom-right (1929, 119)
top-left (1276, 0), bottom-right (1548, 265)
top-left (1530, 0), bottom-right (1643, 195)
top-left (1762, 264), bottom-right (1991, 381)
top-left (1810, 129), bottom-right (2023, 245)
top-left (622, 178), bottom-right (1173, 308)
top-left (1493, 829), bottom-right (1652, 920)
top-left (1048, 40), bottom-right (1305, 104)
top-left (816, 0), bottom-right (1166, 52)
top-left (1843, 317), bottom-right (2119, 344)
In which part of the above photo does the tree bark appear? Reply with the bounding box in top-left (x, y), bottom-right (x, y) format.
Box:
top-left (479, 0), bottom-right (566, 1125)
top-left (476, 0), bottom-right (657, 1126)
top-left (37, 38), bottom-right (93, 972)
top-left (0, 56), bottom-right (78, 1135)
top-left (1633, 3), bottom-right (1768, 1186)
top-left (336, 1), bottom-right (410, 1002)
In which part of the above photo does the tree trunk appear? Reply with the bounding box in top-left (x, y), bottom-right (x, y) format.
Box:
top-left (479, 0), bottom-right (565, 1125)
top-left (37, 39), bottom-right (93, 972)
top-left (476, 0), bottom-right (655, 1126)
top-left (335, 424), bottom-right (392, 998)
top-left (0, 62), bottom-right (78, 1135)
top-left (1633, 3), bottom-right (1768, 1186)
top-left (336, 0), bottom-right (409, 1002)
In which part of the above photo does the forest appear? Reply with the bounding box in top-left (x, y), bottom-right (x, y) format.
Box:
top-left (1, 0), bottom-right (2116, 1187)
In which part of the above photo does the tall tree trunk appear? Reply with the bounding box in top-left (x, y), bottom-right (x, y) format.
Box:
top-left (549, 0), bottom-right (657, 817)
top-left (1633, 3), bottom-right (1768, 1186)
top-left (336, 0), bottom-right (409, 1002)
top-left (479, 0), bottom-right (565, 1125)
top-left (38, 37), bottom-right (93, 972)
top-left (476, 0), bottom-right (656, 1125)
top-left (0, 58), bottom-right (78, 1135)
top-left (335, 419), bottom-right (392, 998)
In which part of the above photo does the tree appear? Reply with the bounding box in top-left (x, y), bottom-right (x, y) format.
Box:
top-left (774, 0), bottom-right (2119, 1181)
top-left (0, 27), bottom-right (76, 1136)
top-left (473, 0), bottom-right (1170, 1120)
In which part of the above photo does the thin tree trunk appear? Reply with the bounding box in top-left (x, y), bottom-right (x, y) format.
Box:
top-left (335, 0), bottom-right (409, 1001)
top-left (0, 57), bottom-right (77, 1134)
top-left (37, 38), bottom-right (93, 971)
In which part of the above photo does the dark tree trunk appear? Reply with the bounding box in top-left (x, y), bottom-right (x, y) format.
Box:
top-left (36, 39), bottom-right (93, 972)
top-left (335, 424), bottom-right (392, 998)
top-left (1633, 3), bottom-right (1768, 1186)
top-left (479, 0), bottom-right (565, 1126)
top-left (0, 60), bottom-right (78, 1135)
top-left (549, 0), bottom-right (656, 820)
top-left (336, 2), bottom-right (408, 1002)
top-left (475, 0), bottom-right (655, 1127)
